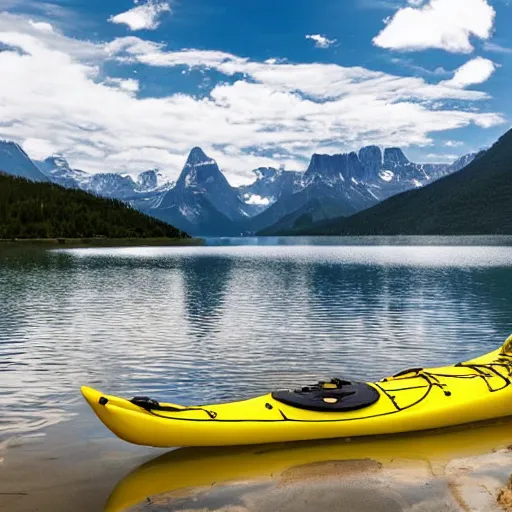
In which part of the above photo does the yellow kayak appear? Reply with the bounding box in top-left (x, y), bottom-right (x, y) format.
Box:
top-left (105, 417), bottom-right (512, 512)
top-left (82, 335), bottom-right (512, 448)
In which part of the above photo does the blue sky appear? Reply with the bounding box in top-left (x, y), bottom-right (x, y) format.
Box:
top-left (0, 0), bottom-right (511, 184)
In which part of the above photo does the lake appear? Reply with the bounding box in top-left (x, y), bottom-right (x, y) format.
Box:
top-left (2, 236), bottom-right (512, 444)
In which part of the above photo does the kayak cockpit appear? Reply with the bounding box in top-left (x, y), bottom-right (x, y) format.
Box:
top-left (272, 379), bottom-right (380, 412)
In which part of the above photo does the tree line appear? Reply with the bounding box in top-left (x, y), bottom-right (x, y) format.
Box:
top-left (0, 172), bottom-right (190, 239)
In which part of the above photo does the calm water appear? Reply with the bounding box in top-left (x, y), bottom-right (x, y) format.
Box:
top-left (2, 236), bottom-right (512, 442)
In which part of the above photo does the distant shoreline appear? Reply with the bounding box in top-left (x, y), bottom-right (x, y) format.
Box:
top-left (0, 237), bottom-right (205, 248)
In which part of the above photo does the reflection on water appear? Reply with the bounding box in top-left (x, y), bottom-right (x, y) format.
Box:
top-left (106, 417), bottom-right (512, 512)
top-left (1, 238), bottom-right (512, 440)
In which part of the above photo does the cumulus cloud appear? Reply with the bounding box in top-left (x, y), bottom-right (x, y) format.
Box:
top-left (305, 34), bottom-right (337, 49)
top-left (441, 57), bottom-right (496, 88)
top-left (373, 0), bottom-right (496, 53)
top-left (0, 13), bottom-right (504, 185)
top-left (109, 0), bottom-right (171, 31)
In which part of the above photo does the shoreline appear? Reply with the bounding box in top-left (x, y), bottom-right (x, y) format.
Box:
top-left (0, 237), bottom-right (205, 248)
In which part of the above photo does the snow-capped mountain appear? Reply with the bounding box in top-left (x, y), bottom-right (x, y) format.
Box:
top-left (84, 173), bottom-right (138, 199)
top-left (0, 141), bottom-right (49, 182)
top-left (304, 146), bottom-right (454, 197)
top-left (137, 169), bottom-right (160, 192)
top-left (177, 147), bottom-right (251, 220)
top-left (237, 167), bottom-right (303, 215)
top-left (37, 155), bottom-right (174, 207)
top-left (248, 146), bottom-right (478, 234)
top-left (149, 147), bottom-right (249, 236)
top-left (0, 136), bottom-right (478, 237)
top-left (37, 155), bottom-right (89, 188)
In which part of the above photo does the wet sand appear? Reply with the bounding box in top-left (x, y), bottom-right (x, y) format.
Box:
top-left (0, 407), bottom-right (161, 512)
top-left (0, 436), bottom-right (154, 511)
top-left (3, 414), bottom-right (512, 512)
top-left (125, 450), bottom-right (512, 512)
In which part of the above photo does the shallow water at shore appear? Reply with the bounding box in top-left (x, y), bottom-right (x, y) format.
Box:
top-left (2, 237), bottom-right (512, 441)
top-left (2, 416), bottom-right (512, 511)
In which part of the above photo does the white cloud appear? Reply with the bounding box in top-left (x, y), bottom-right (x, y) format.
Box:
top-left (108, 36), bottom-right (496, 102)
top-left (0, 13), bottom-right (504, 186)
top-left (483, 41), bottom-right (512, 54)
top-left (0, 0), bottom-right (74, 20)
top-left (373, 0), bottom-right (496, 53)
top-left (109, 0), bottom-right (171, 31)
top-left (28, 19), bottom-right (54, 33)
top-left (442, 57), bottom-right (496, 88)
top-left (244, 194), bottom-right (271, 206)
top-left (444, 140), bottom-right (464, 147)
top-left (305, 34), bottom-right (337, 49)
top-left (104, 77), bottom-right (140, 93)
top-left (22, 137), bottom-right (58, 159)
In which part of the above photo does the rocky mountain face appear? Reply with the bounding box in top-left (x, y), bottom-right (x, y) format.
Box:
top-left (37, 156), bottom-right (89, 189)
top-left (237, 167), bottom-right (304, 215)
top-left (137, 170), bottom-right (160, 192)
top-left (303, 146), bottom-right (466, 201)
top-left (0, 137), bottom-right (479, 237)
top-left (37, 156), bottom-right (174, 211)
top-left (148, 148), bottom-right (249, 236)
top-left (0, 141), bottom-right (49, 182)
top-left (449, 152), bottom-right (482, 172)
top-left (289, 130), bottom-right (510, 236)
top-left (252, 146), bottom-right (477, 234)
top-left (84, 173), bottom-right (138, 199)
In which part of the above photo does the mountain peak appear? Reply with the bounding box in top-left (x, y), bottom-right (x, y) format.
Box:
top-left (44, 154), bottom-right (69, 168)
top-left (137, 169), bottom-right (159, 191)
top-left (305, 151), bottom-right (363, 183)
top-left (186, 147), bottom-right (211, 166)
top-left (383, 148), bottom-right (409, 168)
top-left (0, 140), bottom-right (48, 182)
top-left (359, 146), bottom-right (382, 163)
top-left (359, 146), bottom-right (382, 178)
top-left (0, 140), bottom-right (21, 148)
top-left (176, 147), bottom-right (224, 191)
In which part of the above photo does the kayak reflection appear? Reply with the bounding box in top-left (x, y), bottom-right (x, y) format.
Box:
top-left (105, 416), bottom-right (512, 512)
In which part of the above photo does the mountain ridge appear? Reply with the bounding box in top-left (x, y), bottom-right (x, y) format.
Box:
top-left (248, 145), bottom-right (476, 234)
top-left (285, 130), bottom-right (512, 236)
top-left (0, 139), bottom-right (480, 237)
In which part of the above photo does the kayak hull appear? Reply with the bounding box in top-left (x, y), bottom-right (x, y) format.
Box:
top-left (82, 336), bottom-right (512, 447)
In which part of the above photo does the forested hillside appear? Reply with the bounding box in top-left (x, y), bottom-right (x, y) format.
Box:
top-left (0, 172), bottom-right (189, 239)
